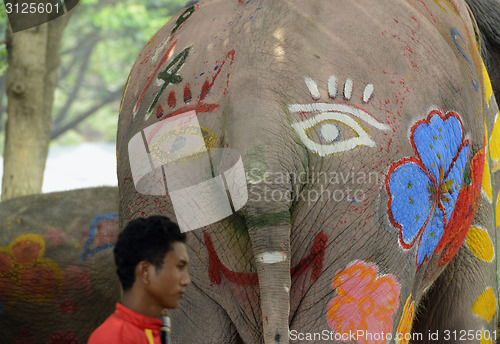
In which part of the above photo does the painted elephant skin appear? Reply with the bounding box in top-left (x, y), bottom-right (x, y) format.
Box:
top-left (0, 187), bottom-right (120, 344)
top-left (118, 0), bottom-right (500, 343)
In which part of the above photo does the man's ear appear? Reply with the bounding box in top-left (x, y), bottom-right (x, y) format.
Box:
top-left (136, 261), bottom-right (152, 285)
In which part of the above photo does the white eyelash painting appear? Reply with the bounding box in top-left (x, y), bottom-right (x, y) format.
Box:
top-left (289, 76), bottom-right (390, 156)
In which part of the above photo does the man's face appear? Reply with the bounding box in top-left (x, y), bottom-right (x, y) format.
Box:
top-left (146, 242), bottom-right (190, 309)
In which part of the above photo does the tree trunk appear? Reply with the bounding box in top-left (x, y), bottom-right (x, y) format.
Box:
top-left (2, 12), bottom-right (72, 200)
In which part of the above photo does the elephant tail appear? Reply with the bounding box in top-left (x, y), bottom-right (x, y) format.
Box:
top-left (245, 211), bottom-right (292, 344)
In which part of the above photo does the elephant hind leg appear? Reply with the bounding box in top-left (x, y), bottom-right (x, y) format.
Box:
top-left (171, 282), bottom-right (242, 344)
top-left (412, 246), bottom-right (498, 344)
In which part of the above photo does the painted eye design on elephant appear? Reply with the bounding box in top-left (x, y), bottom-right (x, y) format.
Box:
top-left (290, 109), bottom-right (376, 156)
top-left (148, 125), bottom-right (216, 164)
top-left (288, 76), bottom-right (390, 156)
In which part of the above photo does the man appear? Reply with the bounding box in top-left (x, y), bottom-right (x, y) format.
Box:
top-left (88, 216), bottom-right (190, 344)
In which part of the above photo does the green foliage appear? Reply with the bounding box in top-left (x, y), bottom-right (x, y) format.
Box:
top-left (93, 3), bottom-right (150, 32)
top-left (0, 45), bottom-right (6, 76)
top-left (52, 0), bottom-right (187, 145)
top-left (0, 2), bottom-right (7, 76)
top-left (0, 1), bottom-right (6, 20)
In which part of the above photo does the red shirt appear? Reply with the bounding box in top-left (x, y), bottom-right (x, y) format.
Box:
top-left (88, 303), bottom-right (162, 344)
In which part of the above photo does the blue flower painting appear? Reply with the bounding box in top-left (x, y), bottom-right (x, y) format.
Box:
top-left (386, 110), bottom-right (470, 266)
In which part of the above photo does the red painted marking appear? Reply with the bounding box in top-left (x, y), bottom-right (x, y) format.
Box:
top-left (205, 232), bottom-right (258, 286)
top-left (448, 0), bottom-right (461, 14)
top-left (199, 50), bottom-right (236, 101)
top-left (290, 231), bottom-right (327, 280)
top-left (168, 91), bottom-right (176, 108)
top-left (417, 0), bottom-right (436, 23)
top-left (184, 83), bottom-right (192, 103)
top-left (435, 149), bottom-right (484, 264)
top-left (45, 332), bottom-right (79, 344)
top-left (200, 80), bottom-right (211, 101)
top-left (156, 105), bottom-right (164, 118)
top-left (411, 15), bottom-right (420, 29)
top-left (42, 229), bottom-right (66, 246)
top-left (60, 297), bottom-right (78, 314)
top-left (134, 40), bottom-right (178, 115)
top-left (152, 49), bottom-right (234, 123)
top-left (158, 103), bottom-right (219, 120)
top-left (204, 231), bottom-right (328, 286)
top-left (63, 265), bottom-right (92, 297)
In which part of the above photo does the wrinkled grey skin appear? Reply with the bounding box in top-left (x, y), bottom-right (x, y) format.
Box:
top-left (117, 1), bottom-right (500, 343)
top-left (0, 187), bottom-right (120, 344)
top-left (465, 0), bottom-right (500, 95)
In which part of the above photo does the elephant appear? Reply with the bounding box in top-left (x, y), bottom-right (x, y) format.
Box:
top-left (117, 0), bottom-right (500, 343)
top-left (0, 187), bottom-right (120, 344)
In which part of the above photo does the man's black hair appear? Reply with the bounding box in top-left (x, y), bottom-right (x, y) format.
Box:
top-left (114, 216), bottom-right (186, 291)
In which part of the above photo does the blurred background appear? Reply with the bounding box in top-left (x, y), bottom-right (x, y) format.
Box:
top-left (0, 0), bottom-right (187, 198)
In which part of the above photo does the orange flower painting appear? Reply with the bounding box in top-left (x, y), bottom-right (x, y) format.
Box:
top-left (326, 261), bottom-right (401, 344)
top-left (0, 234), bottom-right (63, 304)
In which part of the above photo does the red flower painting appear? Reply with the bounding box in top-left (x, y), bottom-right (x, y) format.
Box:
top-left (0, 234), bottom-right (63, 304)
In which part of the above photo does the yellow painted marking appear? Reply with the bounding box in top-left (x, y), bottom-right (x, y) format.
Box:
top-left (148, 32), bottom-right (159, 48)
top-left (443, 0), bottom-right (457, 13)
top-left (482, 59), bottom-right (494, 107)
top-left (149, 125), bottom-right (216, 165)
top-left (145, 329), bottom-right (155, 344)
top-left (396, 294), bottom-right (414, 344)
top-left (466, 226), bottom-right (494, 262)
top-left (433, 0), bottom-right (450, 14)
top-left (485, 60), bottom-right (500, 169)
top-left (119, 71), bottom-right (132, 114)
top-left (482, 149), bottom-right (493, 202)
top-left (472, 288), bottom-right (497, 322)
top-left (8, 234), bottom-right (46, 258)
top-left (489, 116), bottom-right (500, 167)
